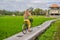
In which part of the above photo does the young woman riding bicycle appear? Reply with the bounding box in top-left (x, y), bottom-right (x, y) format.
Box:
top-left (24, 9), bottom-right (33, 32)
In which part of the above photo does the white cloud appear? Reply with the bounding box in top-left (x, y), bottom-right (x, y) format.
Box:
top-left (15, 0), bottom-right (23, 2)
top-left (1, 0), bottom-right (23, 2)
top-left (32, 1), bottom-right (41, 3)
top-left (0, 0), bottom-right (60, 11)
top-left (32, 0), bottom-right (60, 4)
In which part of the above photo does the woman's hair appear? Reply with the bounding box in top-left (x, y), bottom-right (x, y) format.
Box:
top-left (25, 9), bottom-right (30, 14)
top-left (26, 9), bottom-right (31, 12)
top-left (24, 9), bottom-right (31, 16)
top-left (26, 9), bottom-right (29, 11)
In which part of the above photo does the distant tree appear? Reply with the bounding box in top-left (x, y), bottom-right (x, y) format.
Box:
top-left (33, 8), bottom-right (41, 15)
top-left (33, 8), bottom-right (46, 15)
top-left (0, 8), bottom-right (47, 16)
top-left (0, 10), bottom-right (13, 15)
top-left (20, 11), bottom-right (24, 16)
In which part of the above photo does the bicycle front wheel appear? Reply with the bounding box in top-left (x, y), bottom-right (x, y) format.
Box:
top-left (22, 24), bottom-right (28, 34)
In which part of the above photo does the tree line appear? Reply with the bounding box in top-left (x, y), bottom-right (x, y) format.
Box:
top-left (0, 8), bottom-right (47, 16)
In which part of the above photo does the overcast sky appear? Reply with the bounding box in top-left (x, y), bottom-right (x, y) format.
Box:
top-left (0, 0), bottom-right (60, 11)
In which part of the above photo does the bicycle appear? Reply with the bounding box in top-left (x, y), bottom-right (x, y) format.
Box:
top-left (22, 18), bottom-right (33, 34)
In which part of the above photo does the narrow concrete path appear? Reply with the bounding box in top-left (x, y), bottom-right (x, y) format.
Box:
top-left (4, 20), bottom-right (56, 40)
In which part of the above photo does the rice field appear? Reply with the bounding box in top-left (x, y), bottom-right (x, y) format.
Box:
top-left (0, 16), bottom-right (54, 40)
top-left (38, 20), bottom-right (60, 40)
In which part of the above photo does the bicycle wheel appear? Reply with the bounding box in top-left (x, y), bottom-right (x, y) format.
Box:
top-left (22, 24), bottom-right (28, 34)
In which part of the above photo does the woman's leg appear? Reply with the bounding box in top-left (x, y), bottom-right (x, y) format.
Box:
top-left (27, 20), bottom-right (31, 32)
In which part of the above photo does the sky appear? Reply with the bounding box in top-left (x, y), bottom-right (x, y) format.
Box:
top-left (0, 0), bottom-right (60, 11)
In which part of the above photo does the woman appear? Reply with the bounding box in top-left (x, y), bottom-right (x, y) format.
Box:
top-left (24, 9), bottom-right (32, 32)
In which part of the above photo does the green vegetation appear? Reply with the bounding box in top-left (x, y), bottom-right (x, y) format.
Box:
top-left (38, 20), bottom-right (60, 40)
top-left (0, 8), bottom-right (46, 16)
top-left (0, 16), bottom-right (54, 40)
top-left (53, 20), bottom-right (60, 40)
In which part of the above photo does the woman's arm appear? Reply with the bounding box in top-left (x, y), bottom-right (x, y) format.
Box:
top-left (28, 12), bottom-right (33, 18)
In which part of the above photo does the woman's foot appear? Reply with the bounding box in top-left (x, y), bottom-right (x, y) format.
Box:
top-left (28, 30), bottom-right (32, 32)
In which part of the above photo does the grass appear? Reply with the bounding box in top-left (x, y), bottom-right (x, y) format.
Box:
top-left (53, 20), bottom-right (60, 40)
top-left (38, 20), bottom-right (60, 40)
top-left (0, 16), bottom-right (54, 40)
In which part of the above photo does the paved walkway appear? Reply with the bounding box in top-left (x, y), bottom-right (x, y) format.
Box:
top-left (4, 20), bottom-right (56, 40)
